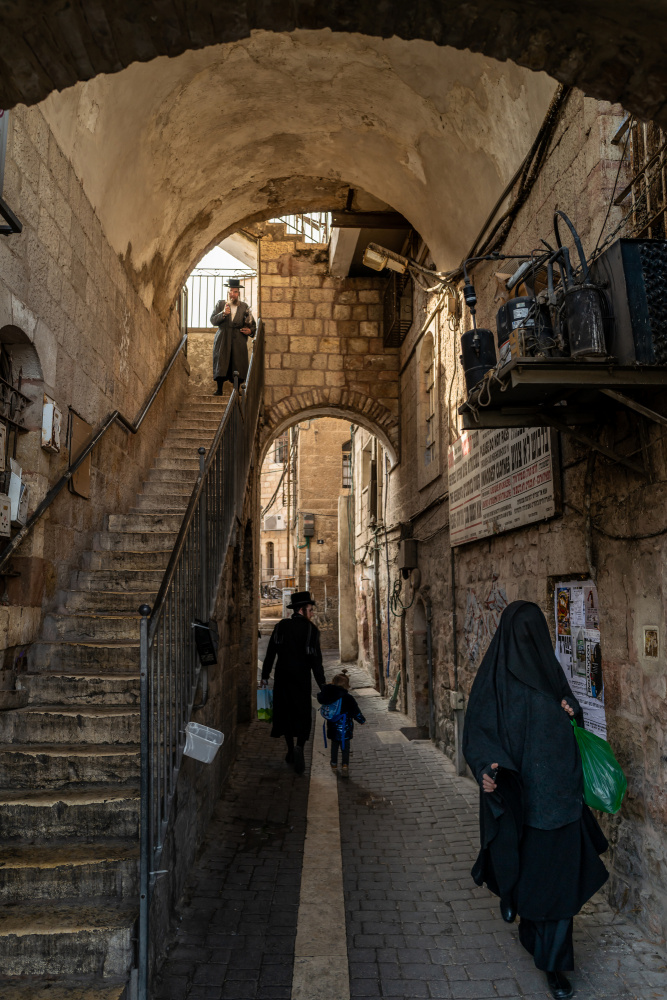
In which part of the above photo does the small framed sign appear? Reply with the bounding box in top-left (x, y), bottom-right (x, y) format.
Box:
top-left (643, 626), bottom-right (659, 659)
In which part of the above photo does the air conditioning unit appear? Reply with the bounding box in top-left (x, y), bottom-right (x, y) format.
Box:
top-left (264, 513), bottom-right (286, 531)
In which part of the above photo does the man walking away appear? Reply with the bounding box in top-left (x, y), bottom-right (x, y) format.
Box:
top-left (210, 277), bottom-right (256, 394)
top-left (260, 591), bottom-right (325, 774)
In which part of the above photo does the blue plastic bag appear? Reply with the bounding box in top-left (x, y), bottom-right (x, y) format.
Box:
top-left (257, 688), bottom-right (273, 722)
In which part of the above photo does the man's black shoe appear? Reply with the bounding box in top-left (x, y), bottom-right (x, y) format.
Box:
top-left (285, 748), bottom-right (294, 764)
top-left (500, 899), bottom-right (516, 923)
top-left (213, 386), bottom-right (223, 396)
top-left (293, 745), bottom-right (305, 774)
top-left (546, 972), bottom-right (573, 999)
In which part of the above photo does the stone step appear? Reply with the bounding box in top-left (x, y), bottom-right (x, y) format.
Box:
top-left (42, 613), bottom-right (141, 643)
top-left (85, 549), bottom-right (171, 572)
top-left (131, 497), bottom-right (189, 513)
top-left (0, 842), bottom-right (138, 904)
top-left (0, 976), bottom-right (128, 999)
top-left (17, 672), bottom-right (139, 707)
top-left (157, 440), bottom-right (209, 454)
top-left (0, 903), bottom-right (136, 976)
top-left (63, 589), bottom-right (158, 613)
top-left (154, 455), bottom-right (200, 470)
top-left (92, 530), bottom-right (177, 552)
top-left (0, 705), bottom-right (139, 744)
top-left (72, 569), bottom-right (165, 592)
top-left (139, 480), bottom-right (194, 497)
top-left (28, 641), bottom-right (139, 673)
top-left (106, 513), bottom-right (183, 533)
top-left (0, 786), bottom-right (139, 841)
top-left (0, 743), bottom-right (139, 789)
top-left (144, 467), bottom-right (198, 484)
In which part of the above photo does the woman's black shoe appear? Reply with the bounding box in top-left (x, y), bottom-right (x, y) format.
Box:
top-left (293, 745), bottom-right (305, 774)
top-left (499, 899), bottom-right (516, 923)
top-left (546, 972), bottom-right (573, 999)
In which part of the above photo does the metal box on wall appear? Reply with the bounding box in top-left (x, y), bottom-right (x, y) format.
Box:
top-left (302, 512), bottom-right (315, 537)
top-left (589, 238), bottom-right (667, 364)
top-left (0, 493), bottom-right (10, 537)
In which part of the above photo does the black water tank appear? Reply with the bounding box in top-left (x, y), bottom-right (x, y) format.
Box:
top-left (460, 328), bottom-right (497, 393)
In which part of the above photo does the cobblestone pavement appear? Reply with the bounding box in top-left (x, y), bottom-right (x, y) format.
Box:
top-left (339, 664), bottom-right (667, 1000)
top-left (153, 719), bottom-right (312, 1000)
top-left (153, 655), bottom-right (666, 1000)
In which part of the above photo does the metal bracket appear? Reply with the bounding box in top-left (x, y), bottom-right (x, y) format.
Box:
top-left (0, 196), bottom-right (22, 236)
top-left (543, 413), bottom-right (646, 476)
top-left (599, 388), bottom-right (667, 429)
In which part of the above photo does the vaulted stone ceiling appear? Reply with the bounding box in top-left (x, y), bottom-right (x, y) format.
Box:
top-left (39, 32), bottom-right (556, 314)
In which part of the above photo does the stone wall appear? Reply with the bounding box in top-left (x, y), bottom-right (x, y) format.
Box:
top-left (0, 105), bottom-right (188, 658)
top-left (258, 224), bottom-right (399, 458)
top-left (293, 417), bottom-right (351, 649)
top-left (354, 94), bottom-right (667, 942)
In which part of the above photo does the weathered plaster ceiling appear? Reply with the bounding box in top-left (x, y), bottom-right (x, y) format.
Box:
top-left (40, 31), bottom-right (556, 314)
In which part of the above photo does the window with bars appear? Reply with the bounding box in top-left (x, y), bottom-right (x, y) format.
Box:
top-left (615, 118), bottom-right (667, 239)
top-left (274, 434), bottom-right (288, 464)
top-left (424, 341), bottom-right (436, 466)
top-left (342, 444), bottom-right (352, 489)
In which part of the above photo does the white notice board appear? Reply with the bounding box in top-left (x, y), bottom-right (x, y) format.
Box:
top-left (448, 427), bottom-right (557, 547)
top-left (554, 579), bottom-right (606, 738)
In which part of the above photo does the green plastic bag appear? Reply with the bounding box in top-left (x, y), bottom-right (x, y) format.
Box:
top-left (571, 719), bottom-right (627, 814)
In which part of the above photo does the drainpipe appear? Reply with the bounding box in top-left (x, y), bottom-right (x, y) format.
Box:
top-left (425, 595), bottom-right (435, 741)
top-left (305, 535), bottom-right (311, 592)
top-left (373, 536), bottom-right (385, 697)
top-left (450, 546), bottom-right (466, 775)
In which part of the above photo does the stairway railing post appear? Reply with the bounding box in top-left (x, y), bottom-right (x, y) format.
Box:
top-left (198, 447), bottom-right (207, 617)
top-left (138, 603), bottom-right (152, 1000)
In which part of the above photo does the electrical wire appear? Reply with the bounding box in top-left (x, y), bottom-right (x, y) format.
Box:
top-left (592, 118), bottom-right (633, 259)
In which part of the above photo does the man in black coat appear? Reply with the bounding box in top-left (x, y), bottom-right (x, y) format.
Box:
top-left (260, 591), bottom-right (325, 774)
top-left (210, 278), bottom-right (256, 394)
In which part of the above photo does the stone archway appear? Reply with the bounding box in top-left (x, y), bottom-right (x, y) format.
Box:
top-left (260, 388), bottom-right (399, 467)
top-left (1, 3), bottom-right (665, 128)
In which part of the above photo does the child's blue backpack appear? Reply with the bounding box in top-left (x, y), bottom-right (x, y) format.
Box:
top-left (319, 698), bottom-right (347, 748)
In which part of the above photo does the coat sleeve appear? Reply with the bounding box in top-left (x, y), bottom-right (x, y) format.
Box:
top-left (346, 692), bottom-right (366, 724)
top-left (311, 630), bottom-right (325, 690)
top-left (210, 300), bottom-right (228, 326)
top-left (261, 627), bottom-right (278, 681)
top-left (244, 308), bottom-right (257, 338)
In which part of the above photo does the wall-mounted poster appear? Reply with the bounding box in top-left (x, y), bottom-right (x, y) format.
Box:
top-left (448, 426), bottom-right (558, 547)
top-left (554, 579), bottom-right (606, 738)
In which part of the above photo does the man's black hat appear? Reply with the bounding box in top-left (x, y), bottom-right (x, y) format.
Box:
top-left (226, 277), bottom-right (242, 288)
top-left (287, 590), bottom-right (316, 609)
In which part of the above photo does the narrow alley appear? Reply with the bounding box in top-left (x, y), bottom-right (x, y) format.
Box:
top-left (154, 659), bottom-right (665, 1000)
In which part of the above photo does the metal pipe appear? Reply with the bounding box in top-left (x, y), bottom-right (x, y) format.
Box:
top-left (305, 535), bottom-right (311, 592)
top-left (138, 605), bottom-right (151, 1000)
top-left (373, 538), bottom-right (385, 697)
top-left (425, 597), bottom-right (435, 740)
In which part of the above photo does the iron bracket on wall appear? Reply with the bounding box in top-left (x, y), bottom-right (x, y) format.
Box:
top-left (0, 195), bottom-right (21, 235)
top-left (543, 413), bottom-right (647, 476)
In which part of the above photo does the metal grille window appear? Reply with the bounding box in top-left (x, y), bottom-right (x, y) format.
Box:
top-left (382, 272), bottom-right (413, 348)
top-left (270, 213), bottom-right (332, 244)
top-left (186, 268), bottom-right (257, 328)
top-left (342, 447), bottom-right (352, 488)
top-left (424, 346), bottom-right (436, 466)
top-left (615, 119), bottom-right (667, 238)
top-left (274, 434), bottom-right (288, 464)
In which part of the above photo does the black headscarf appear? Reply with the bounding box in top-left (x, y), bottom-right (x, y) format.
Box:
top-left (463, 601), bottom-right (584, 830)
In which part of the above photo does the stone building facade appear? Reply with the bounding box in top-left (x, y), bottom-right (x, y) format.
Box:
top-left (352, 92), bottom-right (667, 941)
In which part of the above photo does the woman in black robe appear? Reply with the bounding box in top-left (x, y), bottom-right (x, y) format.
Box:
top-left (261, 591), bottom-right (325, 774)
top-left (463, 601), bottom-right (608, 1000)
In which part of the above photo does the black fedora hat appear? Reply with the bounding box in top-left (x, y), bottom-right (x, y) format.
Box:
top-left (287, 590), bottom-right (316, 609)
top-left (226, 277), bottom-right (243, 288)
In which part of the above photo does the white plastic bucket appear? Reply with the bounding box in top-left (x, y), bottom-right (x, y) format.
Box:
top-left (183, 722), bottom-right (224, 763)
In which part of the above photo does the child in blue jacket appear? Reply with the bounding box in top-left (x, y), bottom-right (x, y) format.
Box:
top-left (317, 669), bottom-right (365, 777)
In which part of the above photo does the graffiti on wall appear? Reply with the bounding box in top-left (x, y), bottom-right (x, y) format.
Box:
top-left (463, 578), bottom-right (508, 664)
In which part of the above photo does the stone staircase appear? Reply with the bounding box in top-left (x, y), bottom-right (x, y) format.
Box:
top-left (0, 386), bottom-right (230, 998)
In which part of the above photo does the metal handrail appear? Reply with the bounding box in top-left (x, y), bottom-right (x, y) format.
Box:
top-left (137, 320), bottom-right (265, 999)
top-left (0, 290), bottom-right (189, 576)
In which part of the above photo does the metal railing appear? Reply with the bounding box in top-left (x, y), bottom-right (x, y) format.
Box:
top-left (270, 212), bottom-right (332, 244)
top-left (0, 287), bottom-right (189, 576)
top-left (186, 268), bottom-right (258, 327)
top-left (137, 320), bottom-right (265, 999)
